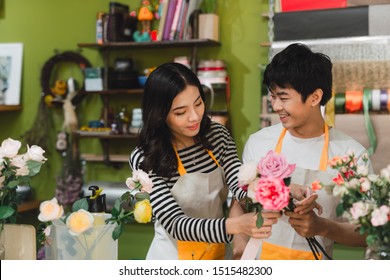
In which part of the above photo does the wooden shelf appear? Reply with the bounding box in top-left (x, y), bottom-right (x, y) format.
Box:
top-left (0, 105), bottom-right (22, 111)
top-left (81, 153), bottom-right (129, 163)
top-left (79, 89), bottom-right (144, 95)
top-left (18, 200), bottom-right (41, 213)
top-left (76, 131), bottom-right (138, 139)
top-left (78, 39), bottom-right (220, 50)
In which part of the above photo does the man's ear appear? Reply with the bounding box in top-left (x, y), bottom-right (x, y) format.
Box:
top-left (310, 89), bottom-right (323, 107)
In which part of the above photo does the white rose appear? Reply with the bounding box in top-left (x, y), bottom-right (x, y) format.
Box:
top-left (25, 145), bottom-right (47, 163)
top-left (0, 138), bottom-right (21, 158)
top-left (238, 161), bottom-right (258, 186)
top-left (10, 154), bottom-right (26, 168)
top-left (380, 167), bottom-right (390, 180)
top-left (333, 185), bottom-right (347, 197)
top-left (360, 178), bottom-right (371, 192)
top-left (350, 201), bottom-right (370, 220)
top-left (38, 197), bottom-right (64, 222)
top-left (135, 170), bottom-right (153, 193)
top-left (371, 206), bottom-right (390, 227)
top-left (357, 165), bottom-right (368, 177)
top-left (125, 176), bottom-right (137, 190)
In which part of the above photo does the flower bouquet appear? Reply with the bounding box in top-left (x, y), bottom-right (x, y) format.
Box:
top-left (0, 138), bottom-right (47, 259)
top-left (238, 150), bottom-right (294, 259)
top-left (37, 169), bottom-right (153, 260)
top-left (238, 150), bottom-right (331, 260)
top-left (322, 152), bottom-right (390, 259)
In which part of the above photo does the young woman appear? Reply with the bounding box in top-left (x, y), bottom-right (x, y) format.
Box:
top-left (129, 62), bottom-right (281, 260)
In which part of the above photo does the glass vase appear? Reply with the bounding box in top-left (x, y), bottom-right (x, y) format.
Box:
top-left (365, 244), bottom-right (390, 260)
top-left (0, 224), bottom-right (5, 260)
top-left (47, 214), bottom-right (118, 260)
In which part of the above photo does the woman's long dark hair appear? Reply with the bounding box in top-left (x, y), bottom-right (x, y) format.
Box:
top-left (139, 62), bottom-right (212, 177)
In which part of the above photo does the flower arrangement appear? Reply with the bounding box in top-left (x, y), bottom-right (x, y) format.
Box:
top-left (37, 169), bottom-right (153, 259)
top-left (239, 150), bottom-right (331, 260)
top-left (238, 150), bottom-right (295, 227)
top-left (321, 152), bottom-right (390, 256)
top-left (0, 138), bottom-right (47, 228)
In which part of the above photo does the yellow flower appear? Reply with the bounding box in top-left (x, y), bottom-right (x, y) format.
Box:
top-left (66, 209), bottom-right (94, 236)
top-left (133, 199), bottom-right (152, 223)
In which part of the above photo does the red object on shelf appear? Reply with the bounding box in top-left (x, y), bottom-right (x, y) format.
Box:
top-left (280, 0), bottom-right (347, 12)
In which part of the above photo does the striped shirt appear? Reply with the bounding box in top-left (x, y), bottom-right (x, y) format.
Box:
top-left (130, 122), bottom-right (246, 244)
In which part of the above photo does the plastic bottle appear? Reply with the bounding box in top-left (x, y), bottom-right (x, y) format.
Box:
top-left (96, 12), bottom-right (104, 44)
top-left (86, 185), bottom-right (107, 225)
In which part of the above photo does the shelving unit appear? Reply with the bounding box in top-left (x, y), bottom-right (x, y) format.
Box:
top-left (260, 2), bottom-right (390, 173)
top-left (0, 105), bottom-right (22, 111)
top-left (76, 39), bottom-right (221, 166)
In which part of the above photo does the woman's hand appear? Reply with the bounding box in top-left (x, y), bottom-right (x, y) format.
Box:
top-left (226, 211), bottom-right (281, 239)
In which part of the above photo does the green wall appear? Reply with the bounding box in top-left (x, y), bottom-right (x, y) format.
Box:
top-left (0, 0), bottom-right (269, 201)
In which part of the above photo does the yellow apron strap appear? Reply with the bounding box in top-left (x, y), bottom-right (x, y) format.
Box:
top-left (173, 147), bottom-right (187, 176)
top-left (174, 147), bottom-right (220, 176)
top-left (274, 124), bottom-right (329, 171)
top-left (275, 128), bottom-right (287, 154)
top-left (319, 124), bottom-right (329, 171)
top-left (207, 149), bottom-right (220, 167)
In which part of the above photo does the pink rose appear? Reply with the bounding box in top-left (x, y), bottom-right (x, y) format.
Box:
top-left (255, 177), bottom-right (290, 211)
top-left (258, 150), bottom-right (295, 179)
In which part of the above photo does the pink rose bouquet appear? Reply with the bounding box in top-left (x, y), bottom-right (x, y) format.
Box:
top-left (238, 150), bottom-right (295, 227)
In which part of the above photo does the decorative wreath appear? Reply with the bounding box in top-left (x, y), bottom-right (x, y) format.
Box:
top-left (40, 51), bottom-right (92, 107)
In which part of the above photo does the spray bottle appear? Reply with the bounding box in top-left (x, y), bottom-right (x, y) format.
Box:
top-left (86, 185), bottom-right (107, 225)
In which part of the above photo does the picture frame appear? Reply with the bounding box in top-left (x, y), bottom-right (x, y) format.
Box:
top-left (0, 43), bottom-right (23, 105)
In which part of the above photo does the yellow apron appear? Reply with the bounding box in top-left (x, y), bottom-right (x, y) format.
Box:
top-left (174, 148), bottom-right (227, 260)
top-left (145, 148), bottom-right (229, 260)
top-left (260, 124), bottom-right (329, 260)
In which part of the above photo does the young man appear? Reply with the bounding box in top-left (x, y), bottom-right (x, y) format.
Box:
top-left (242, 43), bottom-right (370, 260)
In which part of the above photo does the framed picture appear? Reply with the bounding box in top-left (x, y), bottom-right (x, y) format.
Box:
top-left (0, 43), bottom-right (23, 105)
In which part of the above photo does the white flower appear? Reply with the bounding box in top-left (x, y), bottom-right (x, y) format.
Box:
top-left (238, 161), bottom-right (258, 186)
top-left (380, 166), bottom-right (390, 180)
top-left (0, 138), bottom-right (21, 158)
top-left (357, 165), bottom-right (369, 177)
top-left (371, 205), bottom-right (390, 227)
top-left (126, 169), bottom-right (153, 193)
top-left (333, 185), bottom-right (347, 197)
top-left (38, 198), bottom-right (64, 222)
top-left (368, 174), bottom-right (379, 182)
top-left (347, 178), bottom-right (359, 188)
top-left (10, 154), bottom-right (29, 176)
top-left (360, 178), bottom-right (371, 192)
top-left (43, 225), bottom-right (52, 237)
top-left (350, 201), bottom-right (370, 220)
top-left (25, 145), bottom-right (47, 163)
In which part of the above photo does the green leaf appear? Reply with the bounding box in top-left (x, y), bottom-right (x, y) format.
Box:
top-left (335, 203), bottom-right (344, 217)
top-left (121, 191), bottom-right (131, 201)
top-left (27, 161), bottom-right (43, 176)
top-left (135, 192), bottom-right (150, 201)
top-left (72, 198), bottom-right (89, 211)
top-left (0, 205), bottom-right (16, 220)
top-left (256, 212), bottom-right (264, 229)
top-left (112, 222), bottom-right (124, 241)
top-left (283, 177), bottom-right (291, 186)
